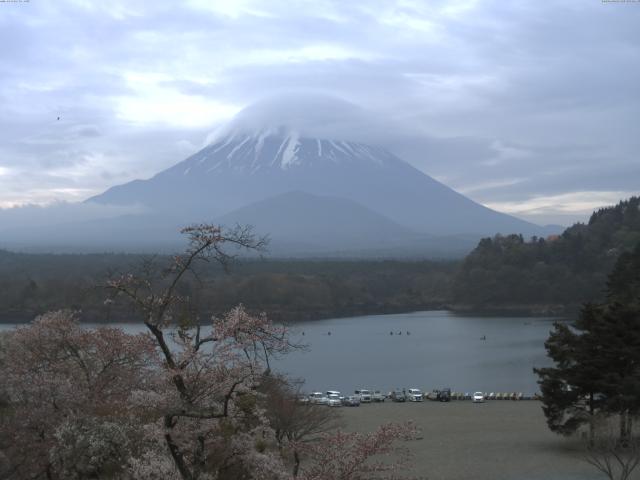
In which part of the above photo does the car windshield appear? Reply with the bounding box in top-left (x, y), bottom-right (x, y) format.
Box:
top-left (360, 390), bottom-right (370, 395)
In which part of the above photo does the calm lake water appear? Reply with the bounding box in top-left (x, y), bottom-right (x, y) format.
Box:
top-left (276, 310), bottom-right (558, 395)
top-left (1, 310), bottom-right (560, 395)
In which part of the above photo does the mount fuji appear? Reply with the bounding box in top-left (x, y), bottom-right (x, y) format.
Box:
top-left (4, 96), bottom-right (557, 256)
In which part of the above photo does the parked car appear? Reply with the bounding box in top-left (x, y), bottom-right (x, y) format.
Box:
top-left (297, 394), bottom-right (310, 405)
top-left (327, 393), bottom-right (342, 407)
top-left (406, 388), bottom-right (424, 402)
top-left (326, 390), bottom-right (343, 400)
top-left (355, 389), bottom-right (372, 403)
top-left (472, 392), bottom-right (485, 403)
top-left (342, 395), bottom-right (361, 407)
top-left (308, 392), bottom-right (328, 405)
top-left (436, 388), bottom-right (451, 402)
top-left (372, 390), bottom-right (386, 402)
top-left (390, 389), bottom-right (406, 402)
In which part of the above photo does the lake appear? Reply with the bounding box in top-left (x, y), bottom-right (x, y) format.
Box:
top-left (276, 310), bottom-right (558, 395)
top-left (1, 310), bottom-right (560, 395)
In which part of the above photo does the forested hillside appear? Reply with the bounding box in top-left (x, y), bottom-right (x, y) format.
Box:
top-left (0, 252), bottom-right (454, 323)
top-left (1, 197), bottom-right (638, 322)
top-left (452, 197), bottom-right (640, 312)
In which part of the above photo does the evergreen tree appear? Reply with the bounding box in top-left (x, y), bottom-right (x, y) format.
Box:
top-left (535, 304), bottom-right (607, 440)
top-left (598, 244), bottom-right (640, 442)
top-left (535, 243), bottom-right (640, 442)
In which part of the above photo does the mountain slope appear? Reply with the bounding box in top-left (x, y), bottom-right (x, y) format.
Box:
top-left (89, 129), bottom-right (547, 237)
top-left (215, 191), bottom-right (426, 254)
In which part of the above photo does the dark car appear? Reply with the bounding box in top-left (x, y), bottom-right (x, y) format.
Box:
top-left (437, 388), bottom-right (451, 402)
top-left (390, 389), bottom-right (406, 402)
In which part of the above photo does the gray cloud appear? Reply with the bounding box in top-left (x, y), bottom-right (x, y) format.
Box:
top-left (0, 0), bottom-right (638, 224)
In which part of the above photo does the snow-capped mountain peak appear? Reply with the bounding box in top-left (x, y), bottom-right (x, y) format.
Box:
top-left (87, 95), bottom-right (550, 241)
top-left (177, 129), bottom-right (392, 177)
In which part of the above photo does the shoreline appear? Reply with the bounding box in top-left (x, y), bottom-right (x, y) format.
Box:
top-left (0, 304), bottom-right (572, 325)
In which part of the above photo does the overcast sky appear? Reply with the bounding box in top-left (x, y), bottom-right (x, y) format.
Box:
top-left (1, 0), bottom-right (638, 225)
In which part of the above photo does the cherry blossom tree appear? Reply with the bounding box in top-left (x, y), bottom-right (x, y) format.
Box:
top-left (260, 375), bottom-right (340, 477)
top-left (296, 422), bottom-right (421, 480)
top-left (0, 310), bottom-right (156, 479)
top-left (105, 224), bottom-right (294, 479)
top-left (0, 224), bottom-right (423, 480)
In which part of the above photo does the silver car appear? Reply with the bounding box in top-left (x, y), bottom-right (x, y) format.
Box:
top-left (407, 388), bottom-right (424, 402)
top-left (355, 389), bottom-right (372, 403)
top-left (473, 392), bottom-right (485, 403)
top-left (342, 395), bottom-right (361, 407)
top-left (372, 390), bottom-right (386, 402)
top-left (308, 392), bottom-right (328, 405)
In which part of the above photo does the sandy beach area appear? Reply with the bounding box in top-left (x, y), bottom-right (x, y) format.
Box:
top-left (338, 400), bottom-right (603, 480)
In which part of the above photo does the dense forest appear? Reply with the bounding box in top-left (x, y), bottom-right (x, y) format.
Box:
top-left (452, 197), bottom-right (640, 313)
top-left (0, 252), bottom-right (455, 323)
top-left (1, 197), bottom-right (638, 323)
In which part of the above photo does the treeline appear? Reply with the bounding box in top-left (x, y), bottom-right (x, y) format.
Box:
top-left (452, 197), bottom-right (640, 313)
top-left (2, 196), bottom-right (639, 322)
top-left (0, 251), bottom-right (455, 323)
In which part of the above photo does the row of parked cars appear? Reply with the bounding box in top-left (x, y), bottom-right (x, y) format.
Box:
top-left (425, 391), bottom-right (530, 402)
top-left (305, 388), bottom-right (427, 406)
top-left (302, 388), bottom-right (518, 406)
top-left (306, 389), bottom-right (386, 406)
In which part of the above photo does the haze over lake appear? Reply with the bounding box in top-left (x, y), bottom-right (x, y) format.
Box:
top-left (1, 310), bottom-right (557, 395)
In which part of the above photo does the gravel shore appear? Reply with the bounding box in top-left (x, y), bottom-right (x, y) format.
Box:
top-left (338, 400), bottom-right (602, 480)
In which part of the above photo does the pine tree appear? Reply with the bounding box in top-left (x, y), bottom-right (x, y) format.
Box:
top-left (535, 243), bottom-right (640, 443)
top-left (535, 304), bottom-right (607, 441)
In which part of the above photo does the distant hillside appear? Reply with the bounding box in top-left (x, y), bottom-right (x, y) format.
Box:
top-left (0, 250), bottom-right (455, 323)
top-left (1, 198), bottom-right (637, 323)
top-left (452, 196), bottom-right (640, 313)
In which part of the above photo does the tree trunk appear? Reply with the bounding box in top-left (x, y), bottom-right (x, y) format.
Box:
top-left (620, 411), bottom-right (630, 446)
top-left (192, 435), bottom-right (205, 479)
top-left (589, 392), bottom-right (595, 447)
top-left (293, 449), bottom-right (300, 478)
top-left (164, 422), bottom-right (194, 480)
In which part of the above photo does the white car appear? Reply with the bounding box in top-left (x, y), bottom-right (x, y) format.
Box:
top-left (372, 390), bottom-right (386, 402)
top-left (355, 389), bottom-right (372, 403)
top-left (407, 388), bottom-right (424, 402)
top-left (473, 392), bottom-right (485, 403)
top-left (326, 390), bottom-right (343, 400)
top-left (327, 394), bottom-right (342, 407)
top-left (308, 392), bottom-right (328, 405)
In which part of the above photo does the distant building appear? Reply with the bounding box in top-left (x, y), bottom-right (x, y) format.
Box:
top-left (546, 234), bottom-right (561, 242)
